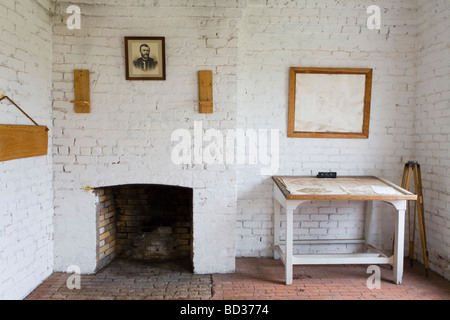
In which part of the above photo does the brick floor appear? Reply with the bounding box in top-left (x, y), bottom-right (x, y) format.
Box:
top-left (212, 258), bottom-right (450, 300)
top-left (25, 259), bottom-right (212, 300)
top-left (25, 258), bottom-right (450, 300)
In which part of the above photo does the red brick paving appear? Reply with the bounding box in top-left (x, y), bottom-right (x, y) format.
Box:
top-left (25, 258), bottom-right (450, 300)
top-left (212, 258), bottom-right (450, 300)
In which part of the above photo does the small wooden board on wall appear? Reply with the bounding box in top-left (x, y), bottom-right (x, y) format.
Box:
top-left (71, 69), bottom-right (90, 113)
top-left (0, 125), bottom-right (48, 162)
top-left (198, 70), bottom-right (213, 113)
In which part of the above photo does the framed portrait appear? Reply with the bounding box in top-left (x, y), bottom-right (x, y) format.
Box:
top-left (125, 36), bottom-right (166, 80)
top-left (288, 67), bottom-right (372, 139)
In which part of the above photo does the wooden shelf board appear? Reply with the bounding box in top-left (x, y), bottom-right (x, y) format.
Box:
top-left (0, 124), bottom-right (48, 162)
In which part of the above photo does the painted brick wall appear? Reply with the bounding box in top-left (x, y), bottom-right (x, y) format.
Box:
top-left (51, 0), bottom-right (448, 279)
top-left (236, 0), bottom-right (417, 257)
top-left (2, 1), bottom-right (447, 300)
top-left (415, 0), bottom-right (450, 279)
top-left (0, 0), bottom-right (54, 300)
top-left (51, 0), bottom-right (242, 274)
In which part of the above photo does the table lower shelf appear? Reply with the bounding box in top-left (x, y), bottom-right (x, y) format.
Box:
top-left (275, 245), bottom-right (393, 265)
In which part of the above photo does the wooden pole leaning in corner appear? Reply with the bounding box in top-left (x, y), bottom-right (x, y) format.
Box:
top-left (401, 161), bottom-right (429, 277)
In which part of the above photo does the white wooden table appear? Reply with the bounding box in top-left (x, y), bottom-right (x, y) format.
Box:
top-left (272, 176), bottom-right (417, 285)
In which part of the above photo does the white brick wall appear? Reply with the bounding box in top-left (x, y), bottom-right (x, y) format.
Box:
top-left (51, 1), bottom-right (243, 274)
top-left (0, 0), bottom-right (54, 300)
top-left (236, 0), bottom-right (449, 281)
top-left (1, 1), bottom-right (448, 300)
top-left (51, 0), bottom-right (449, 279)
top-left (414, 0), bottom-right (450, 280)
top-left (236, 0), bottom-right (417, 258)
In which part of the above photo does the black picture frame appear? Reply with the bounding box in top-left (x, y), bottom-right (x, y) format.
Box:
top-left (125, 36), bottom-right (166, 80)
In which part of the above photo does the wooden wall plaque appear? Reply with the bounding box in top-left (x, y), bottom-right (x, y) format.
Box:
top-left (71, 69), bottom-right (90, 113)
top-left (198, 70), bottom-right (213, 113)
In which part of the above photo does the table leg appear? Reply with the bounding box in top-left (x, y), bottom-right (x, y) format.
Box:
top-left (364, 200), bottom-right (374, 251)
top-left (285, 208), bottom-right (293, 285)
top-left (273, 198), bottom-right (281, 260)
top-left (393, 208), bottom-right (405, 284)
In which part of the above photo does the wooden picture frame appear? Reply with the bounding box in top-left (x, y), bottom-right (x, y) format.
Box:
top-left (125, 36), bottom-right (166, 80)
top-left (288, 67), bottom-right (372, 139)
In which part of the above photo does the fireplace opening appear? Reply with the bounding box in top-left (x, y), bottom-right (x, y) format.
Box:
top-left (94, 184), bottom-right (193, 272)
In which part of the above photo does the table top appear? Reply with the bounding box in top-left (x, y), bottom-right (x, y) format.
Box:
top-left (273, 176), bottom-right (417, 201)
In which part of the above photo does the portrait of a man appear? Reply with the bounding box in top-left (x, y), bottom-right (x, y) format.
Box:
top-left (125, 37), bottom-right (166, 80)
top-left (133, 44), bottom-right (158, 71)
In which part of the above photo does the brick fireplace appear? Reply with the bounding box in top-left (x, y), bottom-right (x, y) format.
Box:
top-left (50, 0), bottom-right (240, 277)
top-left (94, 184), bottom-right (193, 272)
